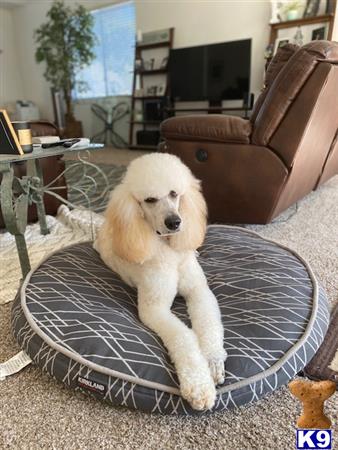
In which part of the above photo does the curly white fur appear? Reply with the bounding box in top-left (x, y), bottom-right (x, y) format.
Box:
top-left (94, 153), bottom-right (227, 410)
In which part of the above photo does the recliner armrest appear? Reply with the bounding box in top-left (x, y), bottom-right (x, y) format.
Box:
top-left (29, 120), bottom-right (59, 137)
top-left (161, 114), bottom-right (252, 144)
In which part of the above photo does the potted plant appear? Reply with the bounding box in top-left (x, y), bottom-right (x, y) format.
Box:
top-left (34, 1), bottom-right (96, 137)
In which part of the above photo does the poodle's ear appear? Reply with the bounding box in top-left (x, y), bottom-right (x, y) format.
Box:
top-left (104, 184), bottom-right (156, 264)
top-left (170, 178), bottom-right (207, 252)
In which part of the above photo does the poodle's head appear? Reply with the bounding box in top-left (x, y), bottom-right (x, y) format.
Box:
top-left (104, 153), bottom-right (207, 263)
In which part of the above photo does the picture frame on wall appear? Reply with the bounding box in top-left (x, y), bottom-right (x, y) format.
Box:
top-left (303, 0), bottom-right (320, 17)
top-left (273, 37), bottom-right (290, 55)
top-left (312, 26), bottom-right (326, 40)
top-left (51, 88), bottom-right (65, 130)
top-left (138, 28), bottom-right (171, 46)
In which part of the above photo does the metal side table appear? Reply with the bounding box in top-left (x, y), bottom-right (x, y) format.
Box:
top-left (0, 144), bottom-right (105, 278)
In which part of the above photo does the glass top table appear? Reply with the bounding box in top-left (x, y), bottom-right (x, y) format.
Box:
top-left (0, 143), bottom-right (104, 162)
top-left (0, 143), bottom-right (106, 279)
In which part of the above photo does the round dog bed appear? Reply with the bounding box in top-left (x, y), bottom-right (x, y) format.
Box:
top-left (11, 226), bottom-right (329, 415)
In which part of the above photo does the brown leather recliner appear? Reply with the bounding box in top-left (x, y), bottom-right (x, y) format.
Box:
top-left (160, 41), bottom-right (338, 224)
top-left (0, 121), bottom-right (67, 228)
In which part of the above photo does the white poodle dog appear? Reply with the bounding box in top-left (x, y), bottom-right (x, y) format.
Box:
top-left (94, 153), bottom-right (227, 410)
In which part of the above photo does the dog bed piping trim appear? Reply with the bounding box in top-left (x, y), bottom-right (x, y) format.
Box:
top-left (19, 224), bottom-right (320, 397)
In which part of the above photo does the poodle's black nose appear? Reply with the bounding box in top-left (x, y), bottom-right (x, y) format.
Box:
top-left (165, 215), bottom-right (181, 231)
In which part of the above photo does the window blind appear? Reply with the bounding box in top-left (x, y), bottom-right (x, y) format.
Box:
top-left (75, 1), bottom-right (135, 99)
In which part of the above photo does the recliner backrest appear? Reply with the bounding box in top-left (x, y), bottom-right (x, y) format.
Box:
top-left (251, 41), bottom-right (338, 152)
top-left (250, 43), bottom-right (298, 124)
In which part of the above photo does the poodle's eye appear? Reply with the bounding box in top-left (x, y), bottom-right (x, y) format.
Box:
top-left (169, 191), bottom-right (177, 198)
top-left (144, 197), bottom-right (158, 204)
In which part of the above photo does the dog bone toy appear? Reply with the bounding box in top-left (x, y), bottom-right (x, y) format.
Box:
top-left (289, 379), bottom-right (336, 429)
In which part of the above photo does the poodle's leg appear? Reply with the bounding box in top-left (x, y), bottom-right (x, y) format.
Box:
top-left (178, 253), bottom-right (227, 385)
top-left (137, 271), bottom-right (216, 411)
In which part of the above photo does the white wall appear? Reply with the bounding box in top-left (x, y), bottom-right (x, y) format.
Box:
top-left (4, 1), bottom-right (338, 121)
top-left (0, 7), bottom-right (24, 108)
top-left (332, 1), bottom-right (338, 40)
top-left (11, 0), bottom-right (119, 121)
top-left (10, 2), bottom-right (52, 118)
top-left (9, 0), bottom-right (270, 126)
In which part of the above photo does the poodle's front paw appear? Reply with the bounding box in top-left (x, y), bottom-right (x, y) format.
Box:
top-left (203, 349), bottom-right (227, 385)
top-left (180, 377), bottom-right (216, 411)
top-left (208, 356), bottom-right (226, 385)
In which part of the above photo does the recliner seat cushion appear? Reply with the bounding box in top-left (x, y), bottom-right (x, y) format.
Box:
top-left (161, 115), bottom-right (252, 144)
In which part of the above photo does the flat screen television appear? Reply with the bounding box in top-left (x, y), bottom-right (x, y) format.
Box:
top-left (169, 39), bottom-right (251, 102)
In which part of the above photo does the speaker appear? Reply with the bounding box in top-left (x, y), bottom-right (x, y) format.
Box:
top-left (136, 130), bottom-right (160, 146)
top-left (243, 93), bottom-right (254, 109)
top-left (144, 99), bottom-right (167, 122)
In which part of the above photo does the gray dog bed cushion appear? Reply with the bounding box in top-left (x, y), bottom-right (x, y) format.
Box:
top-left (11, 225), bottom-right (329, 415)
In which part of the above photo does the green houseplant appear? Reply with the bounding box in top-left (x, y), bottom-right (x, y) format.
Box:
top-left (34, 0), bottom-right (96, 136)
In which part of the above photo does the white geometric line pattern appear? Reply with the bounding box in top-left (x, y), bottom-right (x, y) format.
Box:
top-left (11, 226), bottom-right (329, 415)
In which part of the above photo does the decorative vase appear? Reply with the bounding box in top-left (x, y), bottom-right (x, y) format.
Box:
top-left (287, 9), bottom-right (299, 20)
top-left (294, 27), bottom-right (304, 46)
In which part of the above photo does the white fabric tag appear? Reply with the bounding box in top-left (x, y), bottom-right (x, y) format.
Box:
top-left (0, 351), bottom-right (32, 380)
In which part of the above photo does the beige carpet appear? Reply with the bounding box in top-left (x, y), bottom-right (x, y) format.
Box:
top-left (63, 146), bottom-right (149, 166)
top-left (0, 206), bottom-right (103, 306)
top-left (0, 176), bottom-right (337, 449)
top-left (330, 350), bottom-right (338, 371)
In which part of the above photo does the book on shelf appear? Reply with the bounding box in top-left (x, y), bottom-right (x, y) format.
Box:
top-left (32, 136), bottom-right (60, 145)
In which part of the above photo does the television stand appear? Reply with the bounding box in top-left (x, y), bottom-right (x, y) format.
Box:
top-left (208, 100), bottom-right (222, 114)
top-left (166, 94), bottom-right (254, 119)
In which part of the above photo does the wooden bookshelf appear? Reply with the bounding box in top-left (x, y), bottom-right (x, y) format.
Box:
top-left (136, 41), bottom-right (171, 50)
top-left (135, 68), bottom-right (168, 75)
top-left (269, 13), bottom-right (336, 44)
top-left (129, 28), bottom-right (174, 149)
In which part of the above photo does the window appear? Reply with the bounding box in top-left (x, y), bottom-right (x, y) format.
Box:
top-left (75, 1), bottom-right (135, 99)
